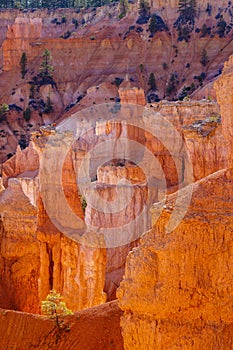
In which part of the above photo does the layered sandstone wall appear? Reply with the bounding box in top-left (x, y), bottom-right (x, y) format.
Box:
top-left (117, 168), bottom-right (233, 349)
top-left (0, 94), bottom-right (228, 314)
top-left (117, 54), bottom-right (233, 349)
top-left (2, 1), bottom-right (233, 162)
top-left (0, 178), bottom-right (40, 313)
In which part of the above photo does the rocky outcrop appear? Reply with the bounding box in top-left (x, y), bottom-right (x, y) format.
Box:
top-left (0, 301), bottom-right (124, 350)
top-left (2, 143), bottom-right (39, 186)
top-left (117, 168), bottom-right (233, 349)
top-left (1, 0), bottom-right (233, 324)
top-left (0, 127), bottom-right (107, 313)
top-left (214, 54), bottom-right (233, 169)
top-left (0, 178), bottom-right (40, 313)
top-left (119, 82), bottom-right (146, 106)
top-left (2, 2), bottom-right (233, 163)
top-left (149, 100), bottom-right (225, 183)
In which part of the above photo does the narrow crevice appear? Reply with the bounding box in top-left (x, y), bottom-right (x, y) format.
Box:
top-left (46, 243), bottom-right (54, 290)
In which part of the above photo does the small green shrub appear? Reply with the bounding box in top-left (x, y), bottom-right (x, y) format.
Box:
top-left (72, 18), bottom-right (78, 29)
top-left (42, 290), bottom-right (73, 318)
top-left (148, 72), bottom-right (157, 90)
top-left (23, 107), bottom-right (31, 122)
top-left (44, 94), bottom-right (54, 114)
top-left (20, 52), bottom-right (27, 79)
top-left (139, 63), bottom-right (144, 72)
top-left (79, 195), bottom-right (87, 213)
top-left (42, 290), bottom-right (73, 342)
top-left (61, 15), bottom-right (67, 24)
top-left (200, 48), bottom-right (209, 67)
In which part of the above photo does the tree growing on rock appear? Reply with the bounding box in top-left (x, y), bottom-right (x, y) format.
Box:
top-left (0, 103), bottom-right (9, 122)
top-left (23, 106), bottom-right (31, 122)
top-left (20, 52), bottom-right (27, 79)
top-left (42, 290), bottom-right (73, 341)
top-left (200, 48), bottom-right (209, 67)
top-left (119, 0), bottom-right (129, 19)
top-left (148, 72), bottom-right (157, 90)
top-left (178, 0), bottom-right (197, 22)
top-left (44, 93), bottom-right (54, 114)
top-left (42, 289), bottom-right (73, 318)
top-left (138, 0), bottom-right (150, 18)
top-left (39, 49), bottom-right (54, 78)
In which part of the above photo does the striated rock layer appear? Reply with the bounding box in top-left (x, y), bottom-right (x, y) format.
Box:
top-left (0, 129), bottom-right (107, 313)
top-left (117, 65), bottom-right (233, 348)
top-left (117, 168), bottom-right (233, 349)
top-left (0, 301), bottom-right (124, 350)
top-left (2, 1), bottom-right (233, 161)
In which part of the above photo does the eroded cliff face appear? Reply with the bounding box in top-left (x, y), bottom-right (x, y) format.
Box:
top-left (117, 168), bottom-right (233, 349)
top-left (0, 130), bottom-right (107, 313)
top-left (116, 55), bottom-right (233, 349)
top-left (0, 178), bottom-right (39, 313)
top-left (0, 87), bottom-right (230, 314)
top-left (0, 2), bottom-right (233, 341)
top-left (214, 54), bottom-right (233, 168)
top-left (2, 1), bottom-right (233, 161)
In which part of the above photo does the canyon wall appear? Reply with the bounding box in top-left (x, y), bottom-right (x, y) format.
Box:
top-left (118, 168), bottom-right (233, 349)
top-left (0, 0), bottom-right (233, 328)
top-left (2, 1), bottom-right (233, 162)
top-left (0, 129), bottom-right (107, 313)
top-left (0, 90), bottom-right (229, 314)
top-left (117, 55), bottom-right (233, 350)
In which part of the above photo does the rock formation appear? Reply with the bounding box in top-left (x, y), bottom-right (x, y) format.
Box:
top-left (0, 2), bottom-right (233, 348)
top-left (0, 301), bottom-right (124, 350)
top-left (1, 2), bottom-right (233, 160)
top-left (118, 167), bottom-right (233, 350)
top-left (117, 53), bottom-right (233, 349)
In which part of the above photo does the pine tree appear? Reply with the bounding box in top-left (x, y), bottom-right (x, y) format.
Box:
top-left (138, 0), bottom-right (150, 18)
top-left (119, 0), bottom-right (129, 18)
top-left (166, 73), bottom-right (177, 95)
top-left (41, 290), bottom-right (73, 319)
top-left (44, 93), bottom-right (54, 114)
top-left (39, 49), bottom-right (54, 78)
top-left (178, 0), bottom-right (189, 14)
top-left (149, 14), bottom-right (157, 34)
top-left (200, 48), bottom-right (209, 67)
top-left (178, 0), bottom-right (196, 21)
top-left (0, 103), bottom-right (9, 117)
top-left (29, 84), bottom-right (36, 99)
top-left (20, 52), bottom-right (27, 79)
top-left (23, 107), bottom-right (31, 122)
top-left (148, 72), bottom-right (156, 90)
top-left (0, 103), bottom-right (9, 121)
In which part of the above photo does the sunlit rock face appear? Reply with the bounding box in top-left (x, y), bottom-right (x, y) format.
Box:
top-left (119, 83), bottom-right (146, 106)
top-left (0, 1), bottom-right (233, 318)
top-left (116, 58), bottom-right (233, 349)
top-left (2, 144), bottom-right (39, 187)
top-left (0, 178), bottom-right (40, 313)
top-left (117, 168), bottom-right (233, 350)
top-left (0, 128), bottom-right (107, 313)
top-left (0, 91), bottom-right (230, 313)
top-left (214, 53), bottom-right (233, 169)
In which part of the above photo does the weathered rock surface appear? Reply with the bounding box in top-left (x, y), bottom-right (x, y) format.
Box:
top-left (0, 300), bottom-right (124, 350)
top-left (214, 54), bottom-right (233, 168)
top-left (0, 178), bottom-right (40, 313)
top-left (118, 168), bottom-right (233, 349)
top-left (0, 4), bottom-right (233, 343)
top-left (1, 2), bottom-right (233, 160)
top-left (0, 129), bottom-right (107, 313)
top-left (2, 143), bottom-right (39, 186)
